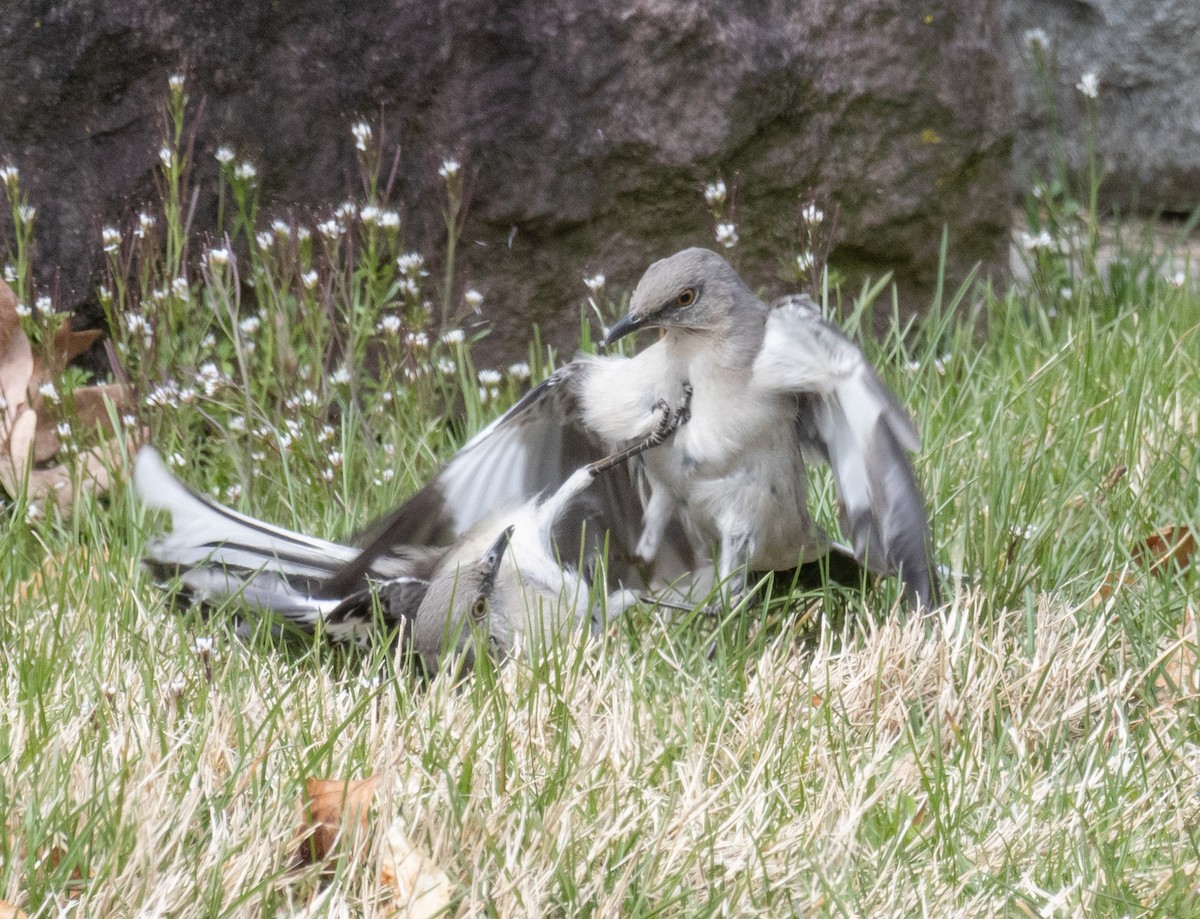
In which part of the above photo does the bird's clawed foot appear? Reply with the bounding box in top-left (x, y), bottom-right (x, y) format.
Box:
top-left (588, 381), bottom-right (693, 474)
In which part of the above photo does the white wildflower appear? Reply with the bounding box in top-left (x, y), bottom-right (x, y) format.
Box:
top-left (437, 357), bottom-right (457, 375)
top-left (1076, 71), bottom-right (1099, 99)
top-left (200, 332), bottom-right (216, 349)
top-left (0, 165), bottom-right (18, 187)
top-left (196, 363), bottom-right (224, 396)
top-left (352, 121), bottom-right (372, 152)
top-left (191, 636), bottom-right (215, 656)
top-left (215, 146), bottom-right (235, 164)
top-left (3, 264), bottom-right (15, 283)
top-left (124, 313), bottom-right (151, 335)
top-left (102, 226), bottom-right (122, 253)
top-left (1020, 230), bottom-right (1054, 251)
top-left (704, 180), bottom-right (727, 207)
top-left (121, 414), bottom-right (138, 429)
top-left (379, 210), bottom-right (401, 230)
top-left (801, 203), bottom-right (824, 226)
top-left (35, 295), bottom-right (52, 313)
top-left (17, 204), bottom-right (36, 224)
top-left (301, 269), bottom-right (319, 289)
top-left (255, 230), bottom-right (274, 249)
top-left (477, 368), bottom-right (501, 386)
top-left (300, 389), bottom-right (319, 406)
top-left (478, 387), bottom-right (495, 403)
top-left (399, 278), bottom-right (420, 299)
top-left (378, 314), bottom-right (402, 335)
top-left (38, 382), bottom-right (60, 403)
top-left (796, 251), bottom-right (815, 274)
top-left (360, 204), bottom-right (381, 225)
top-left (1168, 271), bottom-right (1186, 288)
top-left (168, 452), bottom-right (186, 468)
top-left (234, 161), bottom-right (257, 181)
top-left (715, 222), bottom-right (739, 248)
top-left (178, 388), bottom-right (196, 405)
top-left (335, 201), bottom-right (358, 221)
top-left (327, 450), bottom-right (344, 468)
top-left (373, 468), bottom-right (396, 485)
top-left (508, 361), bottom-right (531, 381)
top-left (238, 315), bottom-right (261, 336)
top-left (55, 421), bottom-right (72, 440)
top-left (322, 467), bottom-right (335, 483)
top-left (204, 247), bottom-right (231, 268)
top-left (396, 253), bottom-right (425, 275)
top-left (440, 328), bottom-right (465, 345)
top-left (406, 331), bottom-right (429, 349)
top-left (328, 366), bottom-right (351, 386)
top-left (438, 159), bottom-right (461, 180)
top-left (228, 415), bottom-right (247, 433)
top-left (158, 147), bottom-right (174, 169)
top-left (317, 424), bottom-right (335, 443)
top-left (583, 273), bottom-right (606, 294)
top-left (15, 302), bottom-right (31, 318)
top-left (271, 219), bottom-right (291, 237)
top-left (296, 226), bottom-right (311, 242)
top-left (1023, 28), bottom-right (1049, 51)
top-left (168, 74), bottom-right (185, 92)
top-left (318, 219), bottom-right (341, 239)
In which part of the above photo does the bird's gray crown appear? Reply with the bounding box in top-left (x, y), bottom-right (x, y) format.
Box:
top-left (606, 247), bottom-right (756, 346)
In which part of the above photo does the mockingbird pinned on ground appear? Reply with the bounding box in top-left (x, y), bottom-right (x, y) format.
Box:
top-left (341, 247), bottom-right (938, 608)
top-left (135, 395), bottom-right (689, 672)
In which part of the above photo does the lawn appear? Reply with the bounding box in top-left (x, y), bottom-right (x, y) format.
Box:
top-left (1, 84), bottom-right (1198, 917)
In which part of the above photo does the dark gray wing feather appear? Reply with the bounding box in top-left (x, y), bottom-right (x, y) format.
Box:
top-left (331, 361), bottom-right (653, 592)
top-left (755, 295), bottom-right (938, 607)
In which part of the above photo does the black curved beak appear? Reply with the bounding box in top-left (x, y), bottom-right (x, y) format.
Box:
top-left (478, 525), bottom-right (514, 589)
top-left (604, 313), bottom-right (646, 347)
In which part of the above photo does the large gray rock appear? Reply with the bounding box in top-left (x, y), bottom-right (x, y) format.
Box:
top-left (0, 1), bottom-right (1013, 353)
top-left (1001, 0), bottom-right (1200, 214)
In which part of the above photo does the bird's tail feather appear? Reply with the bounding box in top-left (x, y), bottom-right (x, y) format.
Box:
top-left (134, 446), bottom-right (371, 630)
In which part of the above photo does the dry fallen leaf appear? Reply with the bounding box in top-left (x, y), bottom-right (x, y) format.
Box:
top-left (0, 899), bottom-right (28, 919)
top-left (0, 279), bottom-right (33, 421)
top-left (379, 816), bottom-right (452, 919)
top-left (1133, 525), bottom-right (1195, 574)
top-left (1093, 524), bottom-right (1196, 606)
top-left (293, 775), bottom-right (381, 865)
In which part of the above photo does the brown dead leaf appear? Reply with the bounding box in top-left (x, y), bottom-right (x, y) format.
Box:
top-left (1155, 606), bottom-right (1199, 698)
top-left (379, 816), bottom-right (452, 919)
top-left (293, 775), bottom-right (380, 866)
top-left (1133, 525), bottom-right (1195, 574)
top-left (1092, 525), bottom-right (1196, 606)
top-left (0, 406), bottom-right (132, 511)
top-left (71, 383), bottom-right (131, 432)
top-left (0, 900), bottom-right (28, 919)
top-left (0, 280), bottom-right (33, 420)
top-left (51, 324), bottom-right (102, 367)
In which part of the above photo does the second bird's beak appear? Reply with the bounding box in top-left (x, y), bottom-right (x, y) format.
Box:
top-left (478, 525), bottom-right (514, 589)
top-left (604, 313), bottom-right (647, 347)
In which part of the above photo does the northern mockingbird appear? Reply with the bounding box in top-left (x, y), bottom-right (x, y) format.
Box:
top-left (341, 247), bottom-right (938, 608)
top-left (135, 400), bottom-right (688, 671)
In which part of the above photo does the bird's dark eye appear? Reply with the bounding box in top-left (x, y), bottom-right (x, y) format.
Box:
top-left (676, 288), bottom-right (696, 307)
top-left (470, 596), bottom-right (488, 621)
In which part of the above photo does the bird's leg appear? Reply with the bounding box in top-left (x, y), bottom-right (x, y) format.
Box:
top-left (588, 381), bottom-right (692, 475)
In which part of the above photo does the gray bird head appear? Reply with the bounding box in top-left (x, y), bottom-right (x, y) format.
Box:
top-left (605, 248), bottom-right (756, 346)
top-left (411, 525), bottom-right (513, 673)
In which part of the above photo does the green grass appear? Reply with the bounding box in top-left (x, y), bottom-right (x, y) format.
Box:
top-left (1, 80), bottom-right (1199, 916)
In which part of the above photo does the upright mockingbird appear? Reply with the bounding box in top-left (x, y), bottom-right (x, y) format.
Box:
top-left (340, 247), bottom-right (938, 608)
top-left (135, 400), bottom-right (688, 671)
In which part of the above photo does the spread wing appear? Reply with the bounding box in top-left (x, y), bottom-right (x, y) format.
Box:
top-left (753, 295), bottom-right (938, 607)
top-left (328, 360), bottom-right (655, 593)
